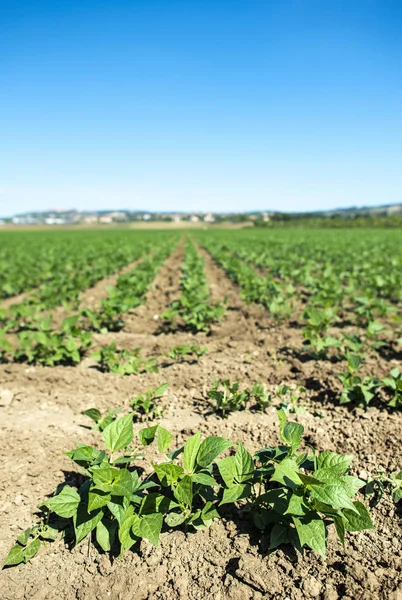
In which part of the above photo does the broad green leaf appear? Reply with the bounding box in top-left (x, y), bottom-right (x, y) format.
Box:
top-left (269, 523), bottom-right (290, 549)
top-left (293, 513), bottom-right (327, 557)
top-left (157, 426), bottom-right (173, 454)
top-left (23, 539), bottom-right (41, 562)
top-left (140, 493), bottom-right (178, 515)
top-left (343, 501), bottom-right (375, 532)
top-left (107, 497), bottom-right (129, 525)
top-left (191, 472), bottom-right (219, 487)
top-left (138, 424), bottom-right (159, 446)
top-left (216, 456), bottom-right (237, 487)
top-left (73, 502), bottom-right (103, 544)
top-left (44, 485), bottom-right (80, 518)
top-left (3, 544), bottom-right (25, 566)
top-left (138, 513), bottom-right (163, 547)
top-left (102, 414), bottom-right (133, 452)
top-left (257, 488), bottom-right (290, 514)
top-left (153, 463), bottom-right (184, 486)
top-left (235, 442), bottom-right (254, 483)
top-left (317, 452), bottom-right (353, 475)
top-left (82, 408), bottom-right (102, 423)
top-left (17, 528), bottom-right (32, 546)
top-left (283, 422), bottom-right (304, 452)
top-left (154, 382), bottom-right (169, 397)
top-left (165, 512), bottom-right (186, 527)
top-left (333, 515), bottom-right (346, 545)
top-left (271, 458), bottom-right (302, 488)
top-left (284, 491), bottom-right (309, 516)
top-left (220, 483), bottom-right (251, 506)
top-left (309, 482), bottom-right (359, 514)
top-left (174, 475), bottom-right (193, 507)
top-left (96, 519), bottom-right (116, 552)
top-left (88, 488), bottom-right (111, 512)
top-left (183, 432), bottom-right (201, 473)
top-left (196, 436), bottom-right (232, 468)
top-left (110, 468), bottom-right (133, 499)
top-left (118, 509), bottom-right (140, 553)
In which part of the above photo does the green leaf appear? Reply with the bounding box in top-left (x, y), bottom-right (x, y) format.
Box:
top-left (17, 528), bottom-right (32, 546)
top-left (333, 515), bottom-right (346, 545)
top-left (157, 426), bottom-right (173, 454)
top-left (269, 523), bottom-right (290, 549)
top-left (118, 509), bottom-right (140, 553)
top-left (44, 485), bottom-right (81, 518)
top-left (309, 482), bottom-right (359, 514)
top-left (235, 442), bottom-right (254, 483)
top-left (191, 472), bottom-right (219, 487)
top-left (102, 414), bottom-right (133, 452)
top-left (165, 512), bottom-right (187, 527)
top-left (317, 451), bottom-right (353, 475)
top-left (174, 475), bottom-right (193, 507)
top-left (271, 458), bottom-right (302, 488)
top-left (196, 436), bottom-right (232, 468)
top-left (283, 422), bottom-right (304, 452)
top-left (3, 544), bottom-right (25, 566)
top-left (138, 424), bottom-right (159, 446)
top-left (220, 483), bottom-right (251, 506)
top-left (183, 432), bottom-right (201, 473)
top-left (216, 456), bottom-right (237, 487)
top-left (138, 513), bottom-right (163, 547)
top-left (23, 539), bottom-right (41, 563)
top-left (96, 519), bottom-right (117, 552)
top-left (88, 488), bottom-right (111, 512)
top-left (284, 491), bottom-right (309, 516)
top-left (153, 463), bottom-right (184, 486)
top-left (82, 408), bottom-right (102, 424)
top-left (343, 501), bottom-right (375, 532)
top-left (277, 408), bottom-right (287, 441)
top-left (140, 493), bottom-right (178, 515)
top-left (293, 513), bottom-right (327, 557)
top-left (73, 502), bottom-right (103, 544)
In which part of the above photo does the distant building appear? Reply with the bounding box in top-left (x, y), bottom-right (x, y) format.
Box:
top-left (84, 215), bottom-right (98, 224)
top-left (99, 215), bottom-right (113, 224)
top-left (190, 215), bottom-right (200, 223)
top-left (203, 213), bottom-right (215, 223)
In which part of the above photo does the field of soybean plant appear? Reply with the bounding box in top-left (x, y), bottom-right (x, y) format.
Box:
top-left (0, 227), bottom-right (401, 600)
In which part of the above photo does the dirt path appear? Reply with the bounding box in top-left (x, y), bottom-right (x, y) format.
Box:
top-left (0, 239), bottom-right (401, 600)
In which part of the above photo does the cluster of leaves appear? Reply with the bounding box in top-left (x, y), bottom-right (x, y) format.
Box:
top-left (4, 410), bottom-right (374, 567)
top-left (161, 240), bottom-right (226, 333)
top-left (207, 380), bottom-right (273, 416)
top-left (12, 315), bottom-right (93, 367)
top-left (302, 307), bottom-right (341, 357)
top-left (167, 344), bottom-right (208, 364)
top-left (92, 343), bottom-right (158, 375)
top-left (338, 354), bottom-right (401, 408)
top-left (130, 383), bottom-right (169, 421)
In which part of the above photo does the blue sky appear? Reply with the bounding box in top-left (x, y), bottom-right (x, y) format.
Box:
top-left (1, 0), bottom-right (402, 216)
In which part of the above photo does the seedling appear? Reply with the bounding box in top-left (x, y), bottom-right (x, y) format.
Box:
top-left (382, 368), bottom-right (402, 408)
top-left (338, 353), bottom-right (380, 407)
top-left (168, 344), bottom-right (208, 364)
top-left (131, 383), bottom-right (169, 422)
top-left (92, 343), bottom-right (158, 375)
top-left (207, 380), bottom-right (251, 416)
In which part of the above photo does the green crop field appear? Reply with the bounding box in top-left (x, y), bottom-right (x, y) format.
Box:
top-left (1, 227), bottom-right (401, 599)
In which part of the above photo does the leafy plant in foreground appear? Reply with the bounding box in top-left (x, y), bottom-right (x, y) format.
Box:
top-left (218, 409), bottom-right (374, 557)
top-left (3, 410), bottom-right (375, 567)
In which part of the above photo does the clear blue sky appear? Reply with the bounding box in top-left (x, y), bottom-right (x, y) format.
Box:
top-left (1, 0), bottom-right (402, 216)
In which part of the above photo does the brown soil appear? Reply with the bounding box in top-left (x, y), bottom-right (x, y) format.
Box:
top-left (0, 240), bottom-right (401, 600)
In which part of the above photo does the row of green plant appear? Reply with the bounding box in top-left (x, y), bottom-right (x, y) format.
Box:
top-left (5, 409), bottom-right (385, 567)
top-left (161, 239), bottom-right (226, 333)
top-left (0, 320), bottom-right (209, 370)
